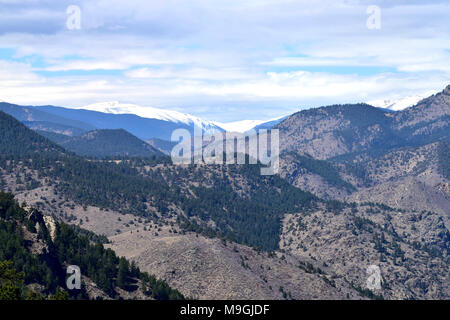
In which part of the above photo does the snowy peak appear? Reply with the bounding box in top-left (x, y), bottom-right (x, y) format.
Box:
top-left (80, 102), bottom-right (285, 134)
top-left (368, 92), bottom-right (436, 111)
top-left (213, 120), bottom-right (267, 133)
top-left (214, 116), bottom-right (287, 133)
top-left (80, 101), bottom-right (222, 133)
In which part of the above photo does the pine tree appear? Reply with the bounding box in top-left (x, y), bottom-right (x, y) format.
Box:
top-left (0, 260), bottom-right (25, 300)
top-left (116, 257), bottom-right (129, 289)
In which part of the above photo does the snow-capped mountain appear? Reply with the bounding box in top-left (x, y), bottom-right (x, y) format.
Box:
top-left (214, 116), bottom-right (287, 133)
top-left (81, 101), bottom-right (222, 135)
top-left (368, 92), bottom-right (435, 111)
top-left (82, 102), bottom-right (286, 134)
top-left (4, 100), bottom-right (285, 141)
top-left (213, 120), bottom-right (268, 133)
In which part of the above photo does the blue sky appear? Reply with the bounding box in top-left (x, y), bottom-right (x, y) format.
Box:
top-left (0, 0), bottom-right (449, 121)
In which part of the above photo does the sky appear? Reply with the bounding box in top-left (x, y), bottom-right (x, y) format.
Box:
top-left (0, 0), bottom-right (449, 122)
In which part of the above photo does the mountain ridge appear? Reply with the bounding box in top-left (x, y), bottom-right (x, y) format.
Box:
top-left (276, 86), bottom-right (449, 160)
top-left (81, 101), bottom-right (222, 134)
top-left (58, 129), bottom-right (164, 158)
top-left (1, 85), bottom-right (449, 300)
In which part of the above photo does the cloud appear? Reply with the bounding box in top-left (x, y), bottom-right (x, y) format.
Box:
top-left (0, 0), bottom-right (449, 121)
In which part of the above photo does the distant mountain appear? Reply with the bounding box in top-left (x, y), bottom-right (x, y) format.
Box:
top-left (0, 101), bottom-right (226, 141)
top-left (252, 116), bottom-right (288, 131)
top-left (392, 85), bottom-right (450, 145)
top-left (0, 102), bottom-right (95, 136)
top-left (368, 92), bottom-right (434, 111)
top-left (57, 129), bottom-right (164, 158)
top-left (33, 104), bottom-right (223, 141)
top-left (0, 100), bottom-right (283, 139)
top-left (0, 110), bottom-right (64, 157)
top-left (214, 116), bottom-right (287, 133)
top-left (82, 101), bottom-right (221, 134)
top-left (277, 103), bottom-right (397, 159)
top-left (214, 119), bottom-right (267, 133)
top-left (276, 86), bottom-right (450, 160)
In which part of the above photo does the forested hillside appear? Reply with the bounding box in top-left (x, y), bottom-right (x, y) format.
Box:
top-left (57, 129), bottom-right (164, 158)
top-left (0, 191), bottom-right (184, 300)
top-left (0, 111), bottom-right (64, 157)
top-left (0, 110), bottom-right (318, 251)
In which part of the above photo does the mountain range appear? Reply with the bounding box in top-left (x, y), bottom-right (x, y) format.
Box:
top-left (0, 90), bottom-right (428, 143)
top-left (39, 129), bottom-right (163, 158)
top-left (367, 92), bottom-right (437, 111)
top-left (0, 85), bottom-right (449, 300)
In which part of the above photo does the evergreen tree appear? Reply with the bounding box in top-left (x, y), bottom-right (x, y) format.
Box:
top-left (117, 257), bottom-right (130, 290)
top-left (0, 260), bottom-right (24, 300)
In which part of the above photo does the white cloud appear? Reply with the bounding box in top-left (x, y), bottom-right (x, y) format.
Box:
top-left (0, 0), bottom-right (449, 121)
top-left (0, 60), bottom-right (41, 85)
top-left (1, 59), bottom-right (448, 121)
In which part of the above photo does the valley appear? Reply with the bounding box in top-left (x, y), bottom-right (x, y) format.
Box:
top-left (0, 85), bottom-right (449, 300)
